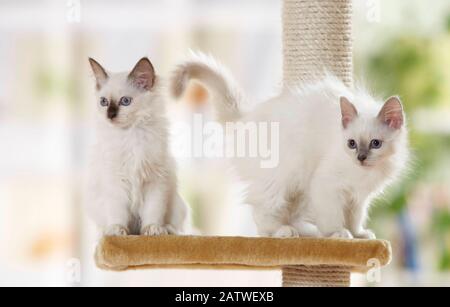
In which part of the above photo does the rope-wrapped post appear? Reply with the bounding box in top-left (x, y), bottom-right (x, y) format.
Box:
top-left (282, 0), bottom-right (354, 287)
top-left (282, 265), bottom-right (351, 288)
top-left (283, 0), bottom-right (353, 87)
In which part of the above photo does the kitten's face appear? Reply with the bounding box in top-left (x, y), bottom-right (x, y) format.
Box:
top-left (340, 97), bottom-right (405, 168)
top-left (89, 58), bottom-right (156, 129)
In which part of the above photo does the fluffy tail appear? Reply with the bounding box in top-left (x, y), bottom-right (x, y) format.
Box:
top-left (170, 53), bottom-right (246, 123)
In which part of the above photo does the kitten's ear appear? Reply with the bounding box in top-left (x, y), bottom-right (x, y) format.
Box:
top-left (128, 57), bottom-right (156, 91)
top-left (89, 58), bottom-right (109, 90)
top-left (340, 97), bottom-right (358, 129)
top-left (378, 96), bottom-right (404, 130)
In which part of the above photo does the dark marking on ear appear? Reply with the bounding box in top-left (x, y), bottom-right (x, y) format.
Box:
top-left (89, 58), bottom-right (109, 90)
top-left (128, 57), bottom-right (156, 91)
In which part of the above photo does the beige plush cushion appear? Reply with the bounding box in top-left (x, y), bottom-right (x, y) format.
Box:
top-left (95, 236), bottom-right (391, 273)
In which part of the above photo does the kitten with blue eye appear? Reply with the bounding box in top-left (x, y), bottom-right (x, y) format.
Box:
top-left (171, 56), bottom-right (409, 239)
top-left (86, 57), bottom-right (189, 237)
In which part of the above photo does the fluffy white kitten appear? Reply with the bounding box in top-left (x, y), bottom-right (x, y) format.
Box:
top-left (171, 56), bottom-right (408, 239)
top-left (86, 57), bottom-right (189, 236)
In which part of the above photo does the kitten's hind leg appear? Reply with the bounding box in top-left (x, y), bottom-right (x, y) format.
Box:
top-left (166, 193), bottom-right (190, 235)
top-left (289, 192), bottom-right (321, 238)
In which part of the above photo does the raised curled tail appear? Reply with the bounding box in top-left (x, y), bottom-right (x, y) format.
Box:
top-left (170, 53), bottom-right (246, 123)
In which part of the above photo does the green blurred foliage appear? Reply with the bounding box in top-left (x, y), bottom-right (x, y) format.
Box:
top-left (439, 250), bottom-right (450, 271)
top-left (434, 207), bottom-right (450, 270)
top-left (447, 14), bottom-right (450, 32)
top-left (367, 37), bottom-right (449, 112)
top-left (365, 39), bottom-right (450, 212)
top-left (33, 64), bottom-right (80, 109)
top-left (360, 17), bottom-right (450, 271)
top-left (433, 210), bottom-right (450, 234)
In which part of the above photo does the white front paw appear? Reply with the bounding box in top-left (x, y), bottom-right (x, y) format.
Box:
top-left (354, 229), bottom-right (376, 240)
top-left (165, 225), bottom-right (179, 235)
top-left (330, 229), bottom-right (353, 239)
top-left (105, 225), bottom-right (129, 237)
top-left (274, 225), bottom-right (300, 238)
top-left (141, 224), bottom-right (170, 236)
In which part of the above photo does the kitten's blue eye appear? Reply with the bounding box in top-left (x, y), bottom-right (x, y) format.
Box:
top-left (348, 139), bottom-right (357, 149)
top-left (120, 97), bottom-right (132, 106)
top-left (370, 139), bottom-right (383, 149)
top-left (100, 97), bottom-right (109, 107)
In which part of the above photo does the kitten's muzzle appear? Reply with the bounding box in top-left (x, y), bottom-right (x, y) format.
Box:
top-left (358, 154), bottom-right (368, 162)
top-left (107, 105), bottom-right (118, 120)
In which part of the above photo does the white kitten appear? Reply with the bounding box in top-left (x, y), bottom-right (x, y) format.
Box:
top-left (171, 56), bottom-right (408, 239)
top-left (86, 58), bottom-right (189, 237)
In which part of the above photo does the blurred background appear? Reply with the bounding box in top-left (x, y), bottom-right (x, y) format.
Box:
top-left (0, 0), bottom-right (449, 287)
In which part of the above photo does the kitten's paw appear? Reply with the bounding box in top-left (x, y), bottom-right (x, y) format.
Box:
top-left (274, 226), bottom-right (300, 238)
top-left (165, 225), bottom-right (179, 235)
top-left (105, 225), bottom-right (129, 237)
top-left (354, 229), bottom-right (376, 240)
top-left (330, 229), bottom-right (353, 239)
top-left (141, 224), bottom-right (170, 236)
top-left (295, 221), bottom-right (322, 238)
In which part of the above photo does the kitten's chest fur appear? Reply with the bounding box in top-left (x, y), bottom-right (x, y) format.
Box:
top-left (100, 123), bottom-right (169, 189)
top-left (342, 159), bottom-right (395, 199)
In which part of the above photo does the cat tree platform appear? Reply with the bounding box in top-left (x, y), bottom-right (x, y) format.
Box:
top-left (95, 0), bottom-right (393, 288)
top-left (95, 236), bottom-right (392, 287)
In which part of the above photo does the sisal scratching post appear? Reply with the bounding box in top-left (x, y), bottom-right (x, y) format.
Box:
top-left (282, 266), bottom-right (351, 288)
top-left (282, 0), bottom-right (354, 287)
top-left (283, 0), bottom-right (353, 87)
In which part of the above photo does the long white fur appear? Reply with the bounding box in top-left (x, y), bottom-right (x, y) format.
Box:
top-left (170, 52), bottom-right (248, 123)
top-left (87, 65), bottom-right (189, 237)
top-left (171, 54), bottom-right (409, 239)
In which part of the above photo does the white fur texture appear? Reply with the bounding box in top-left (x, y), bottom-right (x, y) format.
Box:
top-left (86, 65), bottom-right (189, 236)
top-left (170, 52), bottom-right (248, 123)
top-left (171, 55), bottom-right (409, 239)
